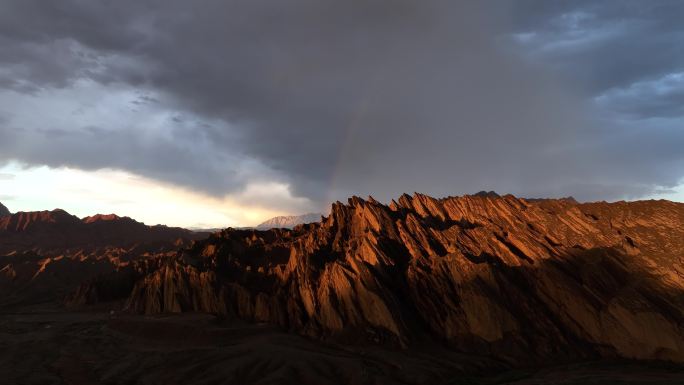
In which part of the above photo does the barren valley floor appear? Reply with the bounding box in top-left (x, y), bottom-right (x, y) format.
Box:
top-left (2, 304), bottom-right (683, 385)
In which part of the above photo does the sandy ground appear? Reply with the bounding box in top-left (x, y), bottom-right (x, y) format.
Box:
top-left (1, 305), bottom-right (683, 385)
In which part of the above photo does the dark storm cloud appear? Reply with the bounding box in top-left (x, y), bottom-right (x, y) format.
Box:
top-left (0, 0), bottom-right (683, 207)
top-left (510, 0), bottom-right (684, 115)
top-left (0, 123), bottom-right (247, 194)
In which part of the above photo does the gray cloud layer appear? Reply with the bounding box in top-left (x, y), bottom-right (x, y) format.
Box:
top-left (0, 0), bottom-right (683, 209)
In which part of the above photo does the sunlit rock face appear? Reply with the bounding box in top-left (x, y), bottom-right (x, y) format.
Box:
top-left (82, 194), bottom-right (684, 364)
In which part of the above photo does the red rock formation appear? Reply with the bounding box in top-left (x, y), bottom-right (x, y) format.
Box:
top-left (82, 213), bottom-right (121, 223)
top-left (106, 193), bottom-right (684, 365)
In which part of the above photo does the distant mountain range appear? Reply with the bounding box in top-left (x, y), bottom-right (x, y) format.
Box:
top-left (0, 208), bottom-right (205, 256)
top-left (256, 212), bottom-right (323, 229)
top-left (189, 213), bottom-right (324, 232)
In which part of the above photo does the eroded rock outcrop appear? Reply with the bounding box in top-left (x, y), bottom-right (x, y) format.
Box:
top-left (81, 194), bottom-right (684, 364)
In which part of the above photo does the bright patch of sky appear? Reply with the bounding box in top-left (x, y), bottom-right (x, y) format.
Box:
top-left (0, 161), bottom-right (313, 228)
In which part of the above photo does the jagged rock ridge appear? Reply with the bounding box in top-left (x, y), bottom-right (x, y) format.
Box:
top-left (256, 213), bottom-right (323, 229)
top-left (78, 194), bottom-right (684, 365)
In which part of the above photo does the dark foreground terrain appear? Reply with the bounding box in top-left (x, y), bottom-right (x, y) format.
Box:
top-left (2, 304), bottom-right (683, 385)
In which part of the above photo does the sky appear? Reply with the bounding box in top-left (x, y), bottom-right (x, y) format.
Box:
top-left (0, 0), bottom-right (683, 228)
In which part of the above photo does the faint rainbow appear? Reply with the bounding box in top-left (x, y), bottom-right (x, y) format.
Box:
top-left (325, 72), bottom-right (384, 207)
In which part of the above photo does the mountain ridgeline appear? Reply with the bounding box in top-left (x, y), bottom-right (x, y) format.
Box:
top-left (0, 210), bottom-right (203, 256)
top-left (73, 193), bottom-right (684, 365)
